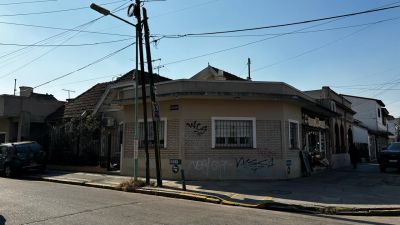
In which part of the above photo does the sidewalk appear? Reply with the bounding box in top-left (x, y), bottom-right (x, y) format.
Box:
top-left (26, 163), bottom-right (400, 216)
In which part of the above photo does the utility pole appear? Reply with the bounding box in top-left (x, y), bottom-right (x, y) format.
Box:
top-left (134, 0), bottom-right (151, 185)
top-left (247, 58), bottom-right (251, 81)
top-left (143, 7), bottom-right (162, 187)
top-left (133, 28), bottom-right (140, 181)
top-left (62, 88), bottom-right (75, 99)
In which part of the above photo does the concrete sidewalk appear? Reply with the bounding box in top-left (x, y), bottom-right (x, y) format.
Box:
top-left (26, 163), bottom-right (400, 216)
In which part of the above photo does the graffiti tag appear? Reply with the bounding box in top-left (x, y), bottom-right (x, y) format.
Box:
top-left (235, 157), bottom-right (274, 172)
top-left (186, 120), bottom-right (208, 136)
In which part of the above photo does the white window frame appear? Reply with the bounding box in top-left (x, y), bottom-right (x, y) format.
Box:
top-left (211, 117), bottom-right (256, 149)
top-left (288, 119), bottom-right (300, 149)
top-left (138, 118), bottom-right (167, 148)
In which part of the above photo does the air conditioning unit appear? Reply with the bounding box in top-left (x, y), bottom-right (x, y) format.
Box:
top-left (102, 117), bottom-right (115, 127)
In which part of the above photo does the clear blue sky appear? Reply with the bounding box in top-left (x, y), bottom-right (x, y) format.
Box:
top-left (0, 0), bottom-right (399, 116)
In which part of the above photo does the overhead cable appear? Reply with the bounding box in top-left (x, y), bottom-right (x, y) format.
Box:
top-left (34, 43), bottom-right (134, 89)
top-left (158, 4), bottom-right (400, 38)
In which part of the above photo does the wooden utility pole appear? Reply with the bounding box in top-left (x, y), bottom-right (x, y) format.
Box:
top-left (143, 7), bottom-right (162, 187)
top-left (134, 0), bottom-right (150, 185)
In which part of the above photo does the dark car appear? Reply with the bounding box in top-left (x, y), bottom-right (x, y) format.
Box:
top-left (378, 142), bottom-right (400, 172)
top-left (0, 141), bottom-right (47, 177)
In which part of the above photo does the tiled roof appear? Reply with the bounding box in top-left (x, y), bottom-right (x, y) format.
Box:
top-left (55, 70), bottom-right (171, 119)
top-left (63, 82), bottom-right (110, 118)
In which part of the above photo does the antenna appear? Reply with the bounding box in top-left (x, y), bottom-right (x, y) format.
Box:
top-left (62, 88), bottom-right (75, 99)
top-left (247, 58), bottom-right (252, 81)
top-left (14, 79), bottom-right (17, 96)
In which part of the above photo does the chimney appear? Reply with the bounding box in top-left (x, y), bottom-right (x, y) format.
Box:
top-left (19, 86), bottom-right (33, 97)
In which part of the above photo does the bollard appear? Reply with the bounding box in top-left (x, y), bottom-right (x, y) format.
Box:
top-left (181, 169), bottom-right (186, 191)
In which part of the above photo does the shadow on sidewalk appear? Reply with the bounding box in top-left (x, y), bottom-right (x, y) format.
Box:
top-left (169, 163), bottom-right (400, 206)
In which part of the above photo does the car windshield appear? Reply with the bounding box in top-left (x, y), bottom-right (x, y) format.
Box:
top-left (387, 143), bottom-right (400, 151)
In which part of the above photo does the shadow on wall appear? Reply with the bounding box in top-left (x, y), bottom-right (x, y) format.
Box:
top-left (0, 215), bottom-right (6, 225)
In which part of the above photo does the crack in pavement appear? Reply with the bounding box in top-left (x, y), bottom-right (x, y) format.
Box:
top-left (20, 201), bottom-right (141, 225)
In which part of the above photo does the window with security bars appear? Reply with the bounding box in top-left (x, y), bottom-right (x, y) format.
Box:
top-left (214, 120), bottom-right (254, 148)
top-left (139, 120), bottom-right (165, 148)
top-left (289, 121), bottom-right (299, 149)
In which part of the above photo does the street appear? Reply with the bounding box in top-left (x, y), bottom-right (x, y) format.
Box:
top-left (0, 178), bottom-right (398, 225)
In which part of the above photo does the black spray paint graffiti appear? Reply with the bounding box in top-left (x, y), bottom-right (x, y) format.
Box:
top-left (235, 157), bottom-right (274, 172)
top-left (186, 120), bottom-right (208, 136)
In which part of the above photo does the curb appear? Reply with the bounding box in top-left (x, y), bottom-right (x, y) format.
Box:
top-left (29, 176), bottom-right (400, 216)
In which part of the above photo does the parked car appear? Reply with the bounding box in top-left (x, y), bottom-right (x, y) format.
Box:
top-left (0, 141), bottom-right (47, 177)
top-left (378, 142), bottom-right (400, 172)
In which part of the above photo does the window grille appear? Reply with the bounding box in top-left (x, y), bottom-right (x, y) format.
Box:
top-left (139, 120), bottom-right (165, 148)
top-left (214, 120), bottom-right (253, 148)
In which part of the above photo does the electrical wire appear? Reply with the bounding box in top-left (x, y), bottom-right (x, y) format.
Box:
top-left (0, 0), bottom-right (56, 5)
top-left (0, 0), bottom-right (127, 17)
top-left (34, 43), bottom-right (134, 89)
top-left (251, 24), bottom-right (376, 73)
top-left (153, 17), bottom-right (400, 39)
top-left (0, 38), bottom-right (132, 47)
top-left (0, 21), bottom-right (134, 38)
top-left (157, 4), bottom-right (400, 38)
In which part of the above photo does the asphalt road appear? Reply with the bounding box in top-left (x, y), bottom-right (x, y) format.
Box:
top-left (0, 177), bottom-right (398, 225)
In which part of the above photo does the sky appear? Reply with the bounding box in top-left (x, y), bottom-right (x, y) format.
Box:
top-left (0, 0), bottom-right (399, 117)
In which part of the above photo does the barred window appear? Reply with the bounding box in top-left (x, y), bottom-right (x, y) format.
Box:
top-left (213, 118), bottom-right (255, 148)
top-left (289, 120), bottom-right (299, 149)
top-left (139, 120), bottom-right (166, 148)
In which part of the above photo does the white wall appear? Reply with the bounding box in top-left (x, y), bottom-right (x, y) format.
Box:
top-left (344, 96), bottom-right (380, 131)
top-left (353, 125), bottom-right (369, 143)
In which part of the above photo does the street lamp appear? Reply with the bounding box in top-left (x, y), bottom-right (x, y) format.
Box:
top-left (90, 3), bottom-right (137, 27)
top-left (90, 3), bottom-right (139, 181)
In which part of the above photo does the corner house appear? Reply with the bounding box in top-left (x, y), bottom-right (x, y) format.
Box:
top-left (105, 66), bottom-right (335, 180)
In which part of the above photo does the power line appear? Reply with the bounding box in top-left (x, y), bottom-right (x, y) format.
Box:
top-left (0, 21), bottom-right (134, 38)
top-left (160, 19), bottom-right (344, 67)
top-left (158, 4), bottom-right (400, 37)
top-left (0, 0), bottom-right (127, 17)
top-left (0, 20), bottom-right (98, 79)
top-left (0, 0), bottom-right (56, 5)
top-left (251, 24), bottom-right (376, 73)
top-left (0, 38), bottom-right (132, 47)
top-left (151, 0), bottom-right (220, 19)
top-left (154, 17), bottom-right (400, 38)
top-left (34, 43), bottom-right (134, 89)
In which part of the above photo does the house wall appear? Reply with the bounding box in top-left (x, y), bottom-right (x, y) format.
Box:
top-left (0, 118), bottom-right (10, 143)
top-left (120, 99), bottom-right (303, 180)
top-left (344, 96), bottom-right (381, 131)
top-left (353, 125), bottom-right (369, 144)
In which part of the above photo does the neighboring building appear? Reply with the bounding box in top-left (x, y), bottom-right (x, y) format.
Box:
top-left (304, 87), bottom-right (355, 168)
top-left (342, 94), bottom-right (391, 160)
top-left (0, 86), bottom-right (63, 147)
top-left (105, 66), bottom-right (335, 180)
top-left (47, 70), bottom-right (170, 168)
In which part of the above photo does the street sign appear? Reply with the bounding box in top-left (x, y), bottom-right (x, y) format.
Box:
top-left (169, 159), bottom-right (181, 165)
top-left (172, 164), bottom-right (179, 174)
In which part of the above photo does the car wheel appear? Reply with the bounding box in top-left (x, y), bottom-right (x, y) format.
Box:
top-left (380, 165), bottom-right (386, 173)
top-left (4, 165), bottom-right (13, 177)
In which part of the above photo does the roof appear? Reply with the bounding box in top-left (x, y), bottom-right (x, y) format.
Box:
top-left (341, 94), bottom-right (385, 107)
top-left (113, 79), bottom-right (337, 118)
top-left (191, 65), bottom-right (246, 81)
top-left (54, 70), bottom-right (171, 119)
